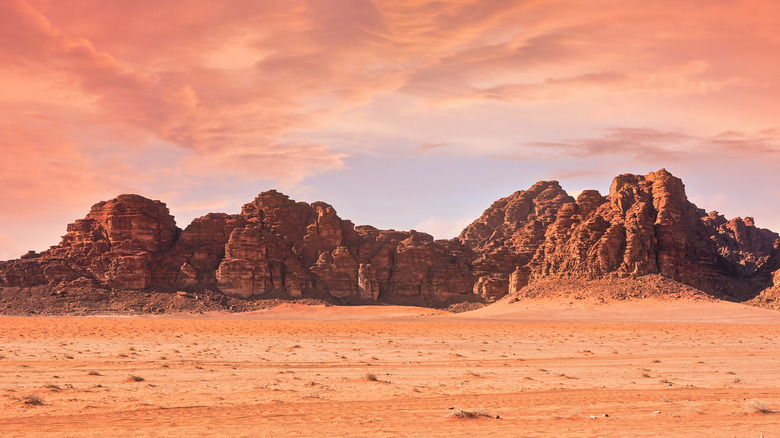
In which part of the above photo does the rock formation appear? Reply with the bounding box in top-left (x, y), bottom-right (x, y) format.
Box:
top-left (1, 191), bottom-right (474, 305)
top-left (461, 169), bottom-right (779, 301)
top-left (459, 180), bottom-right (575, 297)
top-left (1, 169), bottom-right (778, 309)
top-left (0, 195), bottom-right (179, 290)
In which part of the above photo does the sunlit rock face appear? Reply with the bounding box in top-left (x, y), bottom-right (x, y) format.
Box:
top-left (459, 169), bottom-right (778, 301)
top-left (1, 169), bottom-right (778, 304)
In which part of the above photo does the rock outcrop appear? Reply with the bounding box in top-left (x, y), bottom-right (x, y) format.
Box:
top-left (1, 169), bottom-right (778, 309)
top-left (0, 195), bottom-right (179, 290)
top-left (459, 181), bottom-right (574, 298)
top-left (462, 169), bottom-right (778, 301)
top-left (1, 191), bottom-right (474, 305)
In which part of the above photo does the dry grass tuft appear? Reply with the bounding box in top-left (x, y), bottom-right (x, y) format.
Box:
top-left (746, 399), bottom-right (775, 414)
top-left (365, 373), bottom-right (379, 382)
top-left (23, 394), bottom-right (44, 406)
top-left (44, 383), bottom-right (62, 392)
top-left (128, 375), bottom-right (145, 382)
top-left (445, 406), bottom-right (493, 419)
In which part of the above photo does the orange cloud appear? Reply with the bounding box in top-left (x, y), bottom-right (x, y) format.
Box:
top-left (499, 128), bottom-right (780, 163)
top-left (1, 0), bottom-right (348, 184)
top-left (2, 0), bottom-right (780, 250)
top-left (6, 0), bottom-right (780, 171)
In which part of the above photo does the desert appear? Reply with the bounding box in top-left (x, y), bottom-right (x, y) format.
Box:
top-left (4, 2), bottom-right (780, 436)
top-left (1, 168), bottom-right (780, 436)
top-left (1, 299), bottom-right (779, 437)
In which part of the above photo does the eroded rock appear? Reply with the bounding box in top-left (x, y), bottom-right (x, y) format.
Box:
top-left (1, 169), bottom-right (778, 308)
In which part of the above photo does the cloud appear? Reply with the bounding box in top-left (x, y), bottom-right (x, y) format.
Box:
top-left (431, 62), bottom-right (747, 105)
top-left (0, 122), bottom-right (132, 218)
top-left (494, 128), bottom-right (780, 163)
top-left (2, 0), bottom-right (780, 250)
top-left (0, 0), bottom-right (348, 186)
top-left (4, 0), bottom-right (779, 181)
top-left (416, 142), bottom-right (450, 152)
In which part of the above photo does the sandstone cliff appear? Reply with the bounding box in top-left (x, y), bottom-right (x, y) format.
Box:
top-left (461, 169), bottom-right (778, 301)
top-left (1, 169), bottom-right (778, 309)
top-left (1, 191), bottom-right (474, 305)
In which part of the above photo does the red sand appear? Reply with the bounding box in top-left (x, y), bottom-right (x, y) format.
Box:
top-left (1, 299), bottom-right (779, 436)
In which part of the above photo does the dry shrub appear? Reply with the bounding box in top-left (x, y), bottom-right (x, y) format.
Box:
top-left (23, 394), bottom-right (44, 406)
top-left (446, 406), bottom-right (493, 419)
top-left (746, 400), bottom-right (774, 414)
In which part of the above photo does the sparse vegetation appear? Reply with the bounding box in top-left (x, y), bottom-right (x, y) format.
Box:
top-left (365, 373), bottom-right (378, 381)
top-left (128, 375), bottom-right (145, 382)
top-left (44, 383), bottom-right (62, 392)
top-left (87, 370), bottom-right (102, 376)
top-left (746, 399), bottom-right (775, 414)
top-left (445, 406), bottom-right (493, 419)
top-left (23, 394), bottom-right (44, 406)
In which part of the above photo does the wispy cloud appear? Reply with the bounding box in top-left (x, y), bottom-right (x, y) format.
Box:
top-left (2, 0), bottom-right (780, 249)
top-left (495, 128), bottom-right (780, 162)
top-left (416, 142), bottom-right (450, 152)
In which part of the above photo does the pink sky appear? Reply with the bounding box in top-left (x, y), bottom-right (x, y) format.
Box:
top-left (2, 0), bottom-right (780, 260)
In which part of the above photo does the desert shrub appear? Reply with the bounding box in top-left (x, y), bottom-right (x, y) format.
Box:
top-left (746, 400), bottom-right (774, 414)
top-left (446, 406), bottom-right (492, 419)
top-left (23, 395), bottom-right (44, 406)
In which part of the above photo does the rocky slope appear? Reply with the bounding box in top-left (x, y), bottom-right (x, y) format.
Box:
top-left (1, 169), bottom-right (778, 312)
top-left (747, 267), bottom-right (780, 310)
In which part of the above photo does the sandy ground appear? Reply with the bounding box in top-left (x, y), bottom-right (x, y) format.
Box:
top-left (1, 299), bottom-right (779, 437)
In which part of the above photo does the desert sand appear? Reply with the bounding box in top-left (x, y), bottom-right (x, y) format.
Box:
top-left (1, 299), bottom-right (779, 437)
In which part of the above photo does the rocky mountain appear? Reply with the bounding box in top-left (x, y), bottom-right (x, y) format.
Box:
top-left (1, 169), bottom-right (778, 311)
top-left (1, 191), bottom-right (474, 307)
top-left (461, 169), bottom-right (779, 302)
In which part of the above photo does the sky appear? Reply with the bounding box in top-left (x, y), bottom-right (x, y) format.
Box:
top-left (1, 0), bottom-right (780, 260)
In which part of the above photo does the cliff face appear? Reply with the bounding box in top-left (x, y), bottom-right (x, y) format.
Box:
top-left (0, 191), bottom-right (473, 305)
top-left (0, 194), bottom-right (179, 290)
top-left (458, 180), bottom-right (575, 297)
top-left (1, 169), bottom-right (777, 305)
top-left (462, 169), bottom-right (778, 300)
top-left (529, 170), bottom-right (721, 285)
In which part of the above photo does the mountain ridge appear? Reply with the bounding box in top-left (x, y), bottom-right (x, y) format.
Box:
top-left (1, 169), bottom-right (778, 313)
